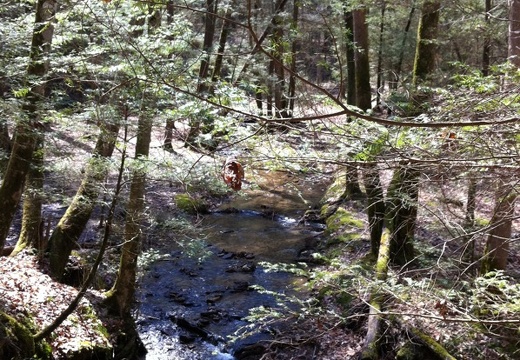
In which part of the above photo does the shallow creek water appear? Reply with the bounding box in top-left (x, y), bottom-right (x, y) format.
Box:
top-left (136, 171), bottom-right (329, 359)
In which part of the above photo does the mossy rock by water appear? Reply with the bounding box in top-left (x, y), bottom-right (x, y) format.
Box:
top-left (175, 194), bottom-right (209, 215)
top-left (319, 170), bottom-right (348, 207)
top-left (324, 207), bottom-right (364, 245)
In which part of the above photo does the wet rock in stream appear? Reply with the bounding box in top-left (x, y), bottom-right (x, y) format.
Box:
top-left (168, 313), bottom-right (224, 345)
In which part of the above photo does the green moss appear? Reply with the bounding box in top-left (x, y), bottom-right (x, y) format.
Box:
top-left (0, 311), bottom-right (51, 360)
top-left (322, 207), bottom-right (364, 246)
top-left (474, 217), bottom-right (490, 227)
top-left (409, 327), bottom-right (457, 360)
top-left (396, 341), bottom-right (418, 360)
top-left (174, 193), bottom-right (209, 214)
top-left (375, 229), bottom-right (390, 280)
top-left (326, 207), bottom-right (364, 231)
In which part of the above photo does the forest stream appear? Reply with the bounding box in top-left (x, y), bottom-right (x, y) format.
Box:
top-left (136, 170), bottom-right (330, 359)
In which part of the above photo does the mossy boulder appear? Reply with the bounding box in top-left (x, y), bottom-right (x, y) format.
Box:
top-left (0, 311), bottom-right (51, 360)
top-left (324, 207), bottom-right (364, 245)
top-left (320, 170), bottom-right (349, 206)
top-left (175, 194), bottom-right (209, 215)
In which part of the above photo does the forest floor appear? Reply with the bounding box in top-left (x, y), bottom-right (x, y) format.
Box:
top-left (1, 106), bottom-right (519, 359)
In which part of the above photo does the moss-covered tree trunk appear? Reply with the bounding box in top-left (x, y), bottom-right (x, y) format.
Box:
top-left (48, 121), bottom-right (120, 280)
top-left (12, 134), bottom-right (45, 256)
top-left (361, 228), bottom-right (390, 360)
top-left (364, 164), bottom-right (385, 256)
top-left (0, 0), bottom-right (56, 251)
top-left (105, 111), bottom-right (152, 316)
top-left (481, 180), bottom-right (517, 274)
top-left (386, 163), bottom-right (419, 267)
top-left (412, 0), bottom-right (440, 86)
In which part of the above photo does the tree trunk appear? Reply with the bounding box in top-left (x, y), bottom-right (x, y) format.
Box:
top-left (465, 174), bottom-right (477, 227)
top-left (163, 118), bottom-right (175, 151)
top-left (482, 0), bottom-right (492, 76)
top-left (48, 121), bottom-right (120, 280)
top-left (287, 1), bottom-right (299, 115)
top-left (0, 125), bottom-right (36, 250)
top-left (376, 2), bottom-right (386, 105)
top-left (361, 228), bottom-right (390, 360)
top-left (342, 165), bottom-right (364, 200)
top-left (105, 110), bottom-right (152, 317)
top-left (509, 0), bottom-right (520, 67)
top-left (353, 7), bottom-right (372, 111)
top-left (12, 134), bottom-right (45, 256)
top-left (272, 19), bottom-right (288, 118)
top-left (393, 2), bottom-right (416, 89)
top-left (386, 163), bottom-right (419, 267)
top-left (364, 164), bottom-right (385, 257)
top-left (0, 122), bottom-right (11, 154)
top-left (210, 9), bottom-right (232, 92)
top-left (0, 0), bottom-right (56, 250)
top-left (167, 0), bottom-right (174, 24)
top-left (197, 0), bottom-right (218, 94)
top-left (412, 0), bottom-right (441, 86)
top-left (344, 9), bottom-right (356, 105)
top-left (481, 180), bottom-right (517, 274)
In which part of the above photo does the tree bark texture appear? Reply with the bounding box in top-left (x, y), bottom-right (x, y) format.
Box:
top-left (342, 165), bottom-right (363, 200)
top-left (163, 118), bottom-right (175, 150)
top-left (287, 1), bottom-right (299, 114)
top-left (343, 9), bottom-right (356, 105)
top-left (413, 0), bottom-right (440, 86)
top-left (394, 2), bottom-right (416, 88)
top-left (481, 180), bottom-right (517, 273)
top-left (376, 3), bottom-right (386, 104)
top-left (361, 228), bottom-right (390, 360)
top-left (386, 163), bottom-right (419, 267)
top-left (197, 0), bottom-right (217, 94)
top-left (509, 0), bottom-right (520, 67)
top-left (272, 17), bottom-right (288, 118)
top-left (210, 9), bottom-right (232, 91)
top-left (353, 7), bottom-right (372, 111)
top-left (0, 0), bottom-right (56, 250)
top-left (48, 121), bottom-right (120, 280)
top-left (363, 164), bottom-right (385, 256)
top-left (482, 0), bottom-right (492, 76)
top-left (13, 134), bottom-right (45, 256)
top-left (465, 174), bottom-right (477, 227)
